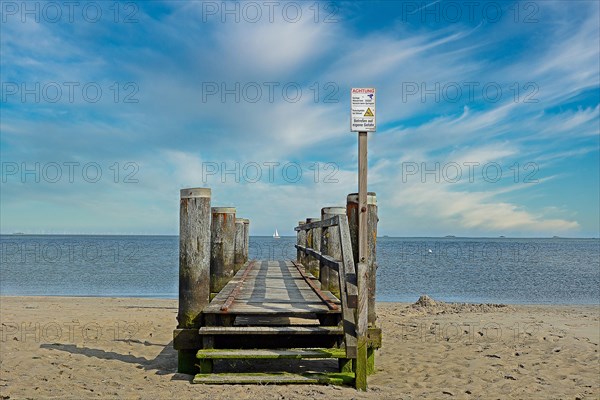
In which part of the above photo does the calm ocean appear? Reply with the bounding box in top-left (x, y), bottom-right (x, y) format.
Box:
top-left (0, 235), bottom-right (598, 305)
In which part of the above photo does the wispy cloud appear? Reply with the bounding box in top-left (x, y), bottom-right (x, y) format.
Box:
top-left (1, 1), bottom-right (598, 236)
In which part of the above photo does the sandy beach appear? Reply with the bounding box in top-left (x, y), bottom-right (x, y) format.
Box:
top-left (0, 296), bottom-right (598, 399)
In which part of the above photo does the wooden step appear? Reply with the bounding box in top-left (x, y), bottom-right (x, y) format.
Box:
top-left (234, 315), bottom-right (320, 326)
top-left (199, 326), bottom-right (343, 335)
top-left (192, 372), bottom-right (354, 385)
top-left (196, 348), bottom-right (346, 359)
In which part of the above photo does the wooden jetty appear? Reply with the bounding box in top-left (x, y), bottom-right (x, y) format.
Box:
top-left (173, 188), bottom-right (381, 390)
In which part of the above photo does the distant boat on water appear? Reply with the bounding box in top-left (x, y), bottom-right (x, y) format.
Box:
top-left (273, 229), bottom-right (280, 239)
top-left (12, 232), bottom-right (25, 235)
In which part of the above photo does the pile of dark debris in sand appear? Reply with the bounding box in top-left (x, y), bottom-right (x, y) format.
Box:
top-left (410, 295), bottom-right (515, 315)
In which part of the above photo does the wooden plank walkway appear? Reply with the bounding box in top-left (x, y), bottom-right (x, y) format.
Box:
top-left (203, 260), bottom-right (341, 316)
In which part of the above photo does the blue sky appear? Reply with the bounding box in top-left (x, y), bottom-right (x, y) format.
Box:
top-left (1, 0), bottom-right (598, 237)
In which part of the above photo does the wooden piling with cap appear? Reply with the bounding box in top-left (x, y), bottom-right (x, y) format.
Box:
top-left (234, 218), bottom-right (245, 272)
top-left (320, 206), bottom-right (346, 298)
top-left (210, 207), bottom-right (236, 294)
top-left (347, 192), bottom-right (378, 375)
top-left (296, 220), bottom-right (306, 266)
top-left (242, 219), bottom-right (250, 262)
top-left (346, 192), bottom-right (378, 325)
top-left (305, 217), bottom-right (321, 278)
top-left (177, 187), bottom-right (211, 374)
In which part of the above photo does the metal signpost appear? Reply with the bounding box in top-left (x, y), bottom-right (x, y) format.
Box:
top-left (350, 88), bottom-right (376, 263)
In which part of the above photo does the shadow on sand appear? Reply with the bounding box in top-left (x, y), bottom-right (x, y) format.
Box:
top-left (40, 341), bottom-right (192, 381)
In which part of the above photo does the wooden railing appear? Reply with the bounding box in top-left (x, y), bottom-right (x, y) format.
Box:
top-left (294, 214), bottom-right (369, 390)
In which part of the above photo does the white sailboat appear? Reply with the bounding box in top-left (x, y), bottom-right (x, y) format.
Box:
top-left (273, 229), bottom-right (280, 239)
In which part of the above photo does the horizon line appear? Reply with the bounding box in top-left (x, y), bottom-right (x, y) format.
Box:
top-left (1, 233), bottom-right (598, 239)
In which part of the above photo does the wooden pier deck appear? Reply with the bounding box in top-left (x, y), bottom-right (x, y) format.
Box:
top-left (204, 260), bottom-right (341, 317)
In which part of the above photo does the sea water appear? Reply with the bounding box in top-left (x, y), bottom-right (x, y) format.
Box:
top-left (0, 235), bottom-right (598, 305)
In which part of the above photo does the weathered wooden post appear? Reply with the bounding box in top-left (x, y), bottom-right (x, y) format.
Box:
top-left (347, 192), bottom-right (378, 375)
top-left (296, 220), bottom-right (306, 265)
top-left (177, 187), bottom-right (211, 374)
top-left (234, 218), bottom-right (245, 272)
top-left (242, 218), bottom-right (250, 261)
top-left (347, 192), bottom-right (378, 324)
top-left (210, 207), bottom-right (236, 294)
top-left (305, 217), bottom-right (320, 278)
top-left (320, 207), bottom-right (346, 298)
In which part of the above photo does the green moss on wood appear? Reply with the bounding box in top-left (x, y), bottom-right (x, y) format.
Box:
top-left (367, 327), bottom-right (382, 348)
top-left (192, 372), bottom-right (355, 385)
top-left (367, 348), bottom-right (375, 375)
top-left (178, 312), bottom-right (201, 329)
top-left (196, 348), bottom-right (346, 359)
top-left (354, 336), bottom-right (368, 390)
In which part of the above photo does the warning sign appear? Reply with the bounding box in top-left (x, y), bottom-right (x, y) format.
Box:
top-left (351, 88), bottom-right (376, 132)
